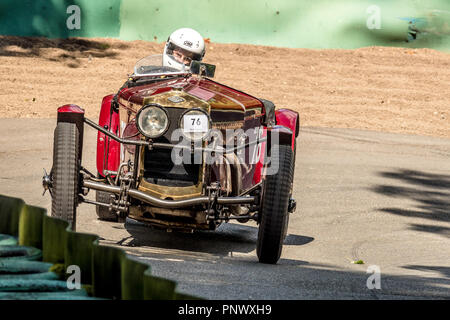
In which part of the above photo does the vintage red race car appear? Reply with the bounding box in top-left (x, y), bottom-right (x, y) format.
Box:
top-left (43, 54), bottom-right (299, 264)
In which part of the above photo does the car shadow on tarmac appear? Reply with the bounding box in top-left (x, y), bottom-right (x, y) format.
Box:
top-left (118, 218), bottom-right (314, 256)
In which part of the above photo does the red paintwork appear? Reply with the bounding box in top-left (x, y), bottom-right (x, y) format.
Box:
top-left (119, 78), bottom-right (187, 107)
top-left (118, 77), bottom-right (263, 114)
top-left (122, 120), bottom-right (139, 154)
top-left (58, 104), bottom-right (85, 114)
top-left (275, 109), bottom-right (299, 150)
top-left (101, 73), bottom-right (298, 189)
top-left (191, 78), bottom-right (262, 111)
top-left (252, 128), bottom-right (267, 185)
top-left (187, 86), bottom-right (215, 101)
top-left (96, 95), bottom-right (120, 176)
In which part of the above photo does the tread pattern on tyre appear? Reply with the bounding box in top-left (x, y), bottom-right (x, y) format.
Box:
top-left (257, 144), bottom-right (294, 264)
top-left (51, 122), bottom-right (79, 230)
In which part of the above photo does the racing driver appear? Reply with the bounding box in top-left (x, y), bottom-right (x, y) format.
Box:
top-left (162, 27), bottom-right (206, 71)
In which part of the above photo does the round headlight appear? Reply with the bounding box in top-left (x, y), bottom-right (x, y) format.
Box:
top-left (136, 105), bottom-right (169, 138)
top-left (179, 108), bottom-right (211, 141)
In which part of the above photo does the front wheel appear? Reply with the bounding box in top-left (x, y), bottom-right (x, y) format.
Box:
top-left (257, 144), bottom-right (294, 264)
top-left (50, 122), bottom-right (80, 230)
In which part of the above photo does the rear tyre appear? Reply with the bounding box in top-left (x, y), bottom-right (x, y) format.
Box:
top-left (257, 144), bottom-right (294, 264)
top-left (95, 190), bottom-right (118, 222)
top-left (283, 139), bottom-right (297, 240)
top-left (51, 122), bottom-right (80, 230)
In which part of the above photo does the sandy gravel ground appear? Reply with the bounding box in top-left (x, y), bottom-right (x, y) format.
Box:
top-left (0, 36), bottom-right (449, 138)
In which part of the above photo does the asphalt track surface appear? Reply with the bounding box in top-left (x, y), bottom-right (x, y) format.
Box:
top-left (1, 118), bottom-right (449, 299)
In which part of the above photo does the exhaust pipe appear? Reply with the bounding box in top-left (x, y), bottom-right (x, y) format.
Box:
top-left (83, 180), bottom-right (255, 209)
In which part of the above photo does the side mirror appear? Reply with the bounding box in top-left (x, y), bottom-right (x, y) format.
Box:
top-left (190, 61), bottom-right (216, 78)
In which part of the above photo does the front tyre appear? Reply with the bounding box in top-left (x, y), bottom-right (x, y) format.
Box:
top-left (51, 122), bottom-right (80, 230)
top-left (257, 144), bottom-right (294, 264)
top-left (283, 138), bottom-right (297, 241)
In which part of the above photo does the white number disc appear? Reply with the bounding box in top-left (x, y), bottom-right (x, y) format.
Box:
top-left (183, 114), bottom-right (208, 133)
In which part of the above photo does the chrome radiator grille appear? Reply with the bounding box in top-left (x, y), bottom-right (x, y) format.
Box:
top-left (143, 107), bottom-right (200, 187)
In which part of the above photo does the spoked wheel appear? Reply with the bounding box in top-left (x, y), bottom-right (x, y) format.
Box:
top-left (257, 144), bottom-right (294, 264)
top-left (50, 122), bottom-right (80, 230)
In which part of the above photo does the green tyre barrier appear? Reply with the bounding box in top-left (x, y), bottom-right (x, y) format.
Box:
top-left (0, 272), bottom-right (59, 280)
top-left (92, 240), bottom-right (124, 299)
top-left (42, 215), bottom-right (69, 264)
top-left (0, 195), bottom-right (24, 237)
top-left (0, 194), bottom-right (202, 300)
top-left (0, 245), bottom-right (42, 261)
top-left (0, 260), bottom-right (53, 274)
top-left (0, 290), bottom-right (98, 300)
top-left (18, 205), bottom-right (45, 249)
top-left (121, 257), bottom-right (149, 300)
top-left (0, 234), bottom-right (18, 246)
top-left (144, 270), bottom-right (177, 300)
top-left (0, 279), bottom-right (72, 292)
top-left (64, 230), bottom-right (98, 285)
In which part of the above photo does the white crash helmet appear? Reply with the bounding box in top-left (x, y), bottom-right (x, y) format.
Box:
top-left (162, 28), bottom-right (205, 71)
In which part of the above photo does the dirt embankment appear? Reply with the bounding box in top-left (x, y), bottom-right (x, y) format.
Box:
top-left (0, 36), bottom-right (449, 138)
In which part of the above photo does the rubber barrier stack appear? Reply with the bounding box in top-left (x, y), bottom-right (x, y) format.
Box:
top-left (0, 194), bottom-right (200, 300)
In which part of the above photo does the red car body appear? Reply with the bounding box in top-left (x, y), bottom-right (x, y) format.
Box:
top-left (48, 57), bottom-right (300, 264)
top-left (94, 77), bottom-right (299, 190)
